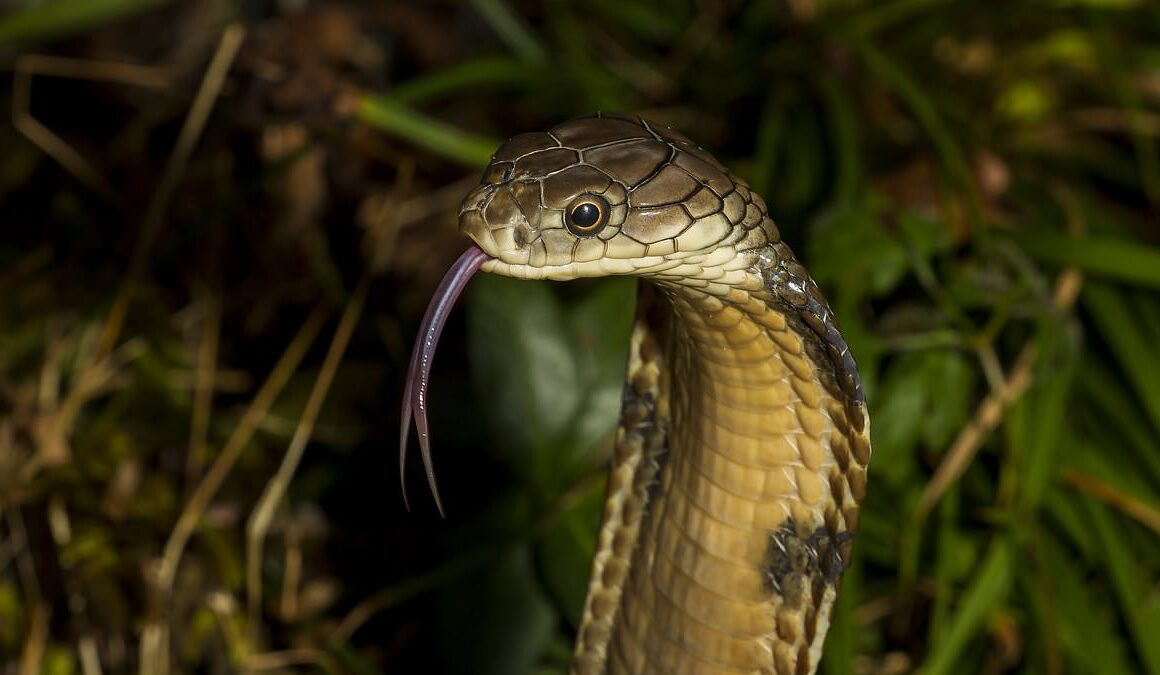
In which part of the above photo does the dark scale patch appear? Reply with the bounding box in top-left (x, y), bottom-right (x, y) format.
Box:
top-left (762, 521), bottom-right (854, 609)
top-left (621, 384), bottom-right (669, 507)
top-left (619, 387), bottom-right (655, 422)
top-left (618, 286), bottom-right (673, 516)
top-left (748, 239), bottom-right (865, 409)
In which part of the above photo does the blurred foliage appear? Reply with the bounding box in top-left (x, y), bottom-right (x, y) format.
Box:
top-left (1, 0), bottom-right (1160, 674)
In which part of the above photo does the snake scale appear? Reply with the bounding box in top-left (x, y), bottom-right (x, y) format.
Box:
top-left (401, 112), bottom-right (871, 675)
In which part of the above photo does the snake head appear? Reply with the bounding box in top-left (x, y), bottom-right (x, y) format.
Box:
top-left (403, 112), bottom-right (775, 514)
top-left (459, 111), bottom-right (771, 281)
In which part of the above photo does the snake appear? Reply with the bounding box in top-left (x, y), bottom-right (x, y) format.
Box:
top-left (400, 112), bottom-right (870, 675)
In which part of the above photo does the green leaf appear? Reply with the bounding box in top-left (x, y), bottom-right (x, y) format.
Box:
top-left (923, 538), bottom-right (1015, 675)
top-left (468, 275), bottom-right (634, 490)
top-left (534, 477), bottom-right (605, 627)
top-left (807, 198), bottom-right (910, 301)
top-left (897, 210), bottom-right (954, 260)
top-left (469, 276), bottom-right (579, 455)
top-left (562, 278), bottom-right (637, 457)
top-left (868, 349), bottom-right (975, 487)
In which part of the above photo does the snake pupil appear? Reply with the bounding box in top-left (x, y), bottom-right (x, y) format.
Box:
top-left (566, 196), bottom-right (609, 235)
top-left (573, 203), bottom-right (599, 226)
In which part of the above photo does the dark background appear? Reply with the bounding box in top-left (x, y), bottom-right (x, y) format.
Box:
top-left (1, 1), bottom-right (1159, 673)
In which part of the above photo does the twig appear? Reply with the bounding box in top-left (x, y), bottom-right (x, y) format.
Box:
top-left (145, 305), bottom-right (328, 674)
top-left (916, 266), bottom-right (1083, 517)
top-left (916, 184), bottom-right (1086, 517)
top-left (916, 340), bottom-right (1038, 517)
top-left (98, 23), bottom-right (246, 358)
top-left (78, 635), bottom-right (103, 675)
top-left (245, 271), bottom-right (370, 639)
top-left (243, 649), bottom-right (340, 673)
top-left (1062, 469), bottom-right (1160, 537)
top-left (186, 290), bottom-right (222, 487)
top-left (12, 55), bottom-right (172, 201)
top-left (279, 513), bottom-right (303, 621)
top-left (18, 603), bottom-right (50, 675)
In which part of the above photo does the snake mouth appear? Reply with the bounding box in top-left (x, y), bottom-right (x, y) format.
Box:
top-left (399, 245), bottom-right (492, 515)
top-left (459, 185), bottom-right (540, 268)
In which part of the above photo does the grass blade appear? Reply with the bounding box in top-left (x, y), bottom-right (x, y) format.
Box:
top-left (922, 538), bottom-right (1014, 675)
top-left (1008, 230), bottom-right (1160, 289)
top-left (1083, 498), bottom-right (1160, 672)
top-left (356, 97), bottom-right (499, 168)
top-left (1082, 283), bottom-right (1160, 438)
top-left (0, 0), bottom-right (169, 43)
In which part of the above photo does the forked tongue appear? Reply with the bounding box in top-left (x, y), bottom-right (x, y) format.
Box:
top-left (400, 245), bottom-right (491, 515)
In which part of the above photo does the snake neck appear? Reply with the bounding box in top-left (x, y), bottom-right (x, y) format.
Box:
top-left (572, 248), bottom-right (868, 675)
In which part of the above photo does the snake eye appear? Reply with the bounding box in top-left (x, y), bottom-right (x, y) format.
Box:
top-left (565, 195), bottom-right (610, 236)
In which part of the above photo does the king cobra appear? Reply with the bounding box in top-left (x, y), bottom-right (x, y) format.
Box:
top-left (401, 112), bottom-right (870, 675)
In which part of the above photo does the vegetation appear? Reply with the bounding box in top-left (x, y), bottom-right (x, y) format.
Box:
top-left (1, 1), bottom-right (1159, 673)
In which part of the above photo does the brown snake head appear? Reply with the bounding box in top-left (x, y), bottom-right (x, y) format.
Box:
top-left (459, 111), bottom-right (773, 283)
top-left (402, 112), bottom-right (780, 513)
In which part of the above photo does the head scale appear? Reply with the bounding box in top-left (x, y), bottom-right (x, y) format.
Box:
top-left (459, 111), bottom-right (770, 280)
